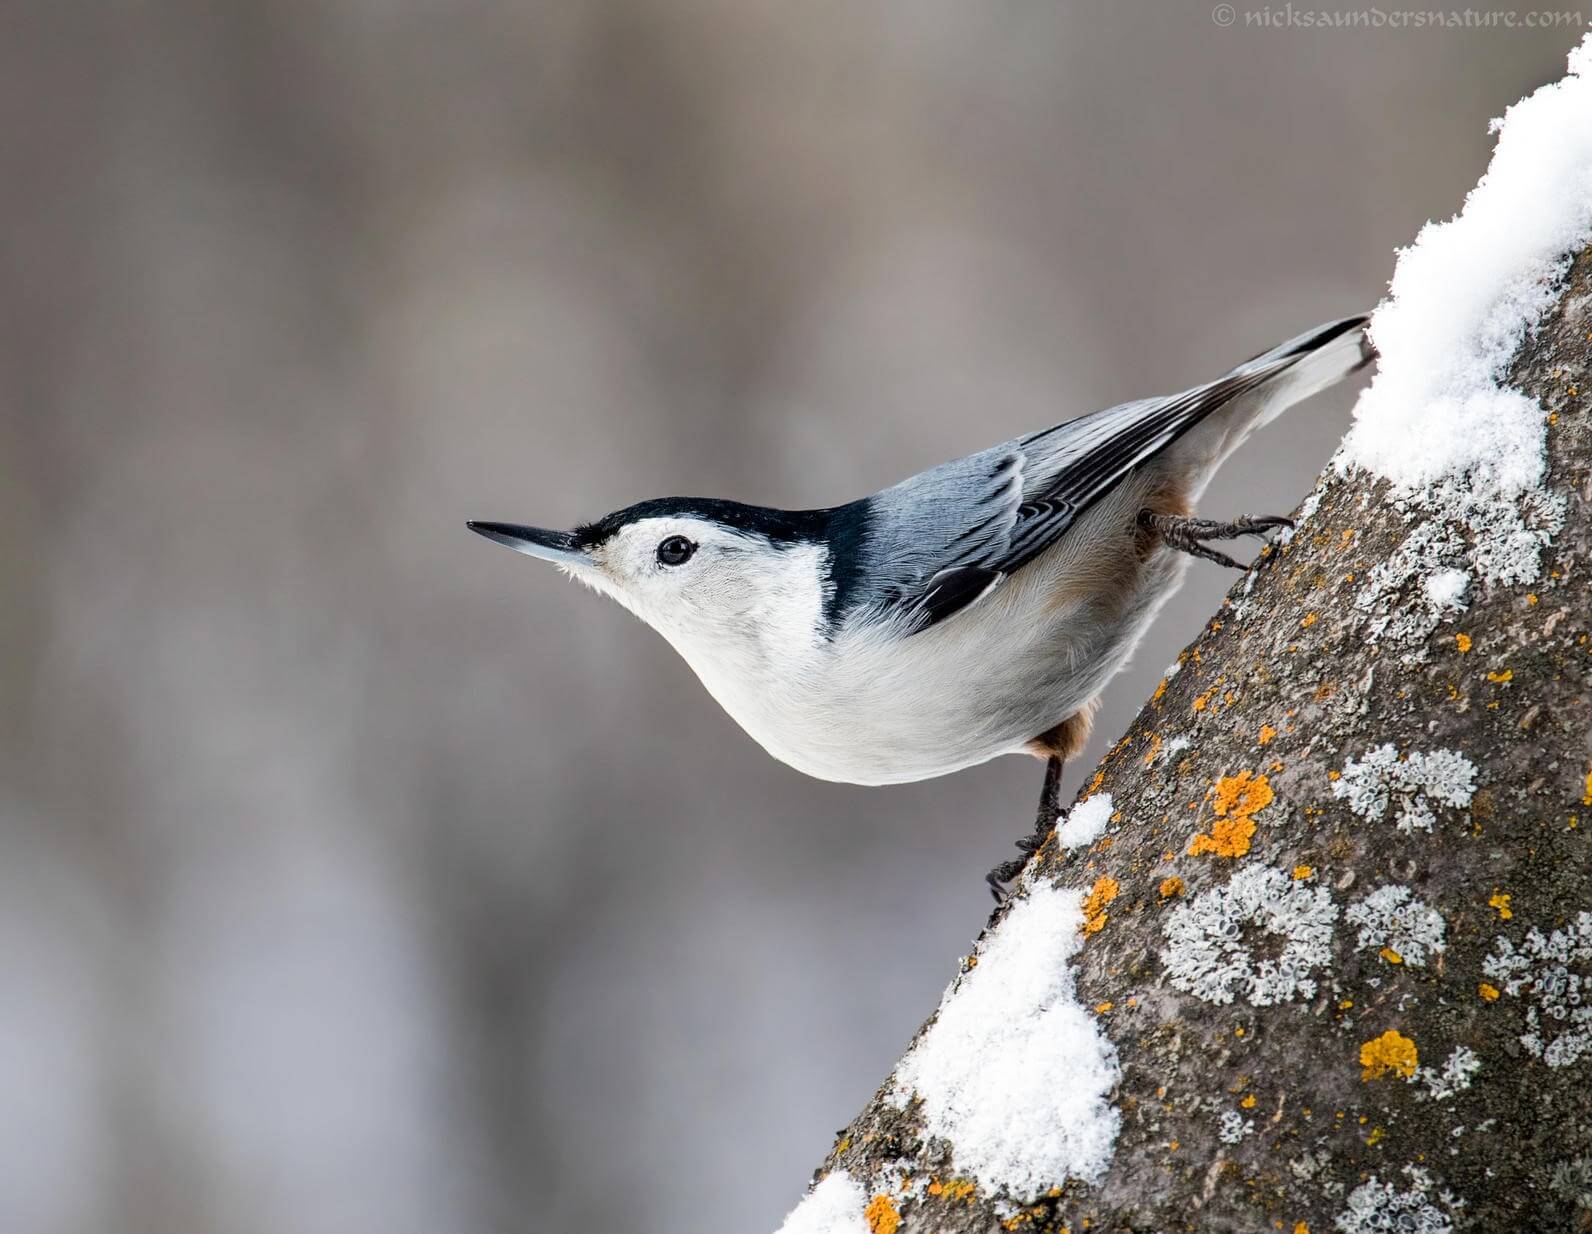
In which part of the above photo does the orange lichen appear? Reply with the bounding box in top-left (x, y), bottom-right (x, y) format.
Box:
top-left (1360, 1030), bottom-right (1418, 1081)
top-left (1295, 1224), bottom-right (1310, 1234)
top-left (1193, 686), bottom-right (1217, 712)
top-left (1292, 865), bottom-right (1314, 880)
top-left (927, 1179), bottom-right (976, 1203)
top-left (1189, 771), bottom-right (1272, 858)
top-left (1145, 733), bottom-right (1163, 766)
top-left (1479, 982), bottom-right (1501, 1002)
top-left (1583, 769), bottom-right (1592, 806)
top-left (1301, 612), bottom-right (1318, 629)
top-left (1455, 632), bottom-right (1472, 653)
top-left (865, 1193), bottom-right (901, 1234)
top-left (1081, 876), bottom-right (1119, 934)
top-left (1240, 1094), bottom-right (1257, 1109)
top-left (1487, 669), bottom-right (1513, 683)
top-left (1189, 816), bottom-right (1256, 858)
top-left (1258, 723), bottom-right (1278, 746)
top-left (1212, 771), bottom-right (1274, 818)
top-left (1158, 875), bottom-right (1186, 899)
top-left (1095, 1001), bottom-right (1114, 1014)
top-left (1379, 947), bottom-right (1403, 965)
top-left (1152, 677), bottom-right (1169, 702)
top-left (1527, 593), bottom-right (1540, 605)
top-left (1489, 891), bottom-right (1513, 920)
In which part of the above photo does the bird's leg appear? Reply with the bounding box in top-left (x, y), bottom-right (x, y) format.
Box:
top-left (1137, 509), bottom-right (1294, 569)
top-left (986, 754), bottom-right (1065, 901)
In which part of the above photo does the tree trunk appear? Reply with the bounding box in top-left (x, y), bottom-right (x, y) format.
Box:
top-left (791, 246), bottom-right (1592, 1234)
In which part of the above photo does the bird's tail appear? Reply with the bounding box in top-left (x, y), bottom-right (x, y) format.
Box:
top-left (1170, 313), bottom-right (1375, 492)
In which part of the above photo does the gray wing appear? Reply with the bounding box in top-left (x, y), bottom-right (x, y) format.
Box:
top-left (858, 340), bottom-right (1315, 633)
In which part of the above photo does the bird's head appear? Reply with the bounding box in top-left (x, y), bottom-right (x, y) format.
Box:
top-left (468, 498), bottom-right (839, 662)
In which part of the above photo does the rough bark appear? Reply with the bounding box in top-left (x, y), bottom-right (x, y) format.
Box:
top-left (805, 247), bottom-right (1592, 1233)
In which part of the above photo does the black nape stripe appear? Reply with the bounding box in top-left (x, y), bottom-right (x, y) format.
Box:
top-left (819, 499), bottom-right (872, 630)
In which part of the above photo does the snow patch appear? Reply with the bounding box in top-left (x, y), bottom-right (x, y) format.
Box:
top-left (1345, 885), bottom-right (1447, 967)
top-left (1336, 36), bottom-right (1591, 635)
top-left (775, 1171), bottom-right (870, 1234)
top-left (1342, 34), bottom-right (1592, 496)
top-left (1160, 863), bottom-right (1339, 1006)
top-left (1421, 567), bottom-right (1470, 612)
top-left (1483, 911), bottom-right (1592, 1068)
top-left (1057, 793), bottom-right (1112, 850)
top-left (1331, 745), bottom-right (1477, 833)
top-left (891, 880), bottom-right (1120, 1200)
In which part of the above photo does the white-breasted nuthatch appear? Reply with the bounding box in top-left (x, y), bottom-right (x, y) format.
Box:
top-left (471, 315), bottom-right (1372, 891)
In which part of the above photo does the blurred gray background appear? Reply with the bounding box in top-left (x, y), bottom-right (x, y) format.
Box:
top-left (1, 5), bottom-right (1579, 1233)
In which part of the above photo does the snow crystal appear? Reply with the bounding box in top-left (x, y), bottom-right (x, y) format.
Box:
top-left (1160, 863), bottom-right (1339, 1006)
top-left (892, 880), bottom-right (1120, 1199)
top-left (1291, 485), bottom-right (1325, 533)
top-left (1331, 745), bottom-right (1477, 833)
top-left (1345, 885), bottom-right (1447, 966)
top-left (1217, 1110), bottom-right (1254, 1145)
top-left (1057, 793), bottom-right (1112, 850)
top-left (1162, 735), bottom-right (1192, 761)
top-left (775, 1171), bottom-right (869, 1234)
top-left (1483, 911), bottom-right (1592, 1068)
top-left (1336, 1171), bottom-right (1455, 1234)
top-left (1422, 568), bottom-right (1470, 612)
top-left (1336, 37), bottom-right (1592, 627)
top-left (1342, 35), bottom-right (1592, 497)
top-left (1416, 1045), bottom-right (1481, 1102)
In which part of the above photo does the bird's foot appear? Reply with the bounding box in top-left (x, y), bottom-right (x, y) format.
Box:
top-left (986, 754), bottom-right (1066, 902)
top-left (1137, 510), bottom-right (1294, 569)
top-left (985, 815), bottom-right (1062, 901)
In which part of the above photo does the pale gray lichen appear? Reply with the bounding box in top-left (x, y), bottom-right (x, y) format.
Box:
top-left (1345, 885), bottom-right (1448, 966)
top-left (1160, 864), bottom-right (1339, 1006)
top-left (1347, 478), bottom-right (1564, 661)
top-left (1548, 1156), bottom-right (1592, 1207)
top-left (1331, 745), bottom-right (1477, 833)
top-left (1482, 911), bottom-right (1592, 1068)
top-left (1353, 519), bottom-right (1469, 655)
top-left (1405, 476), bottom-right (1566, 588)
top-left (1335, 1167), bottom-right (1457, 1233)
top-left (1416, 1045), bottom-right (1482, 1101)
top-left (1217, 1110), bottom-right (1253, 1145)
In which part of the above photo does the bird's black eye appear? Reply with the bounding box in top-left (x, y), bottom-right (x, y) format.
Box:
top-left (656, 535), bottom-right (696, 567)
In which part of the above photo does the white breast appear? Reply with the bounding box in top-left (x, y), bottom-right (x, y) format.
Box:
top-left (665, 482), bottom-right (1189, 786)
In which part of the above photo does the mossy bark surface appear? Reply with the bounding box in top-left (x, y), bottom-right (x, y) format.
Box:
top-left (808, 249), bottom-right (1592, 1233)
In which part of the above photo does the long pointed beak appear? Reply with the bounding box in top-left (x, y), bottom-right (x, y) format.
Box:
top-left (467, 521), bottom-right (591, 568)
